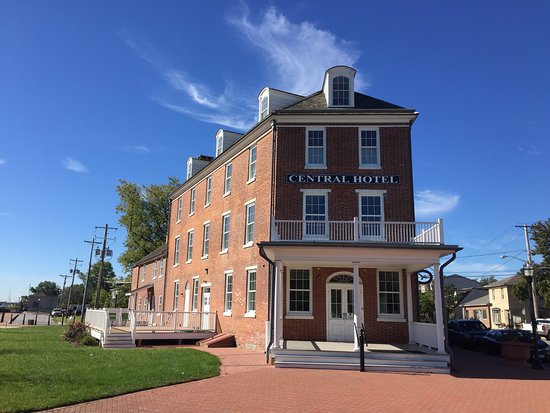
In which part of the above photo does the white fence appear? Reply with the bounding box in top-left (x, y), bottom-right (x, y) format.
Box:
top-left (409, 322), bottom-right (438, 349)
top-left (130, 310), bottom-right (217, 333)
top-left (273, 218), bottom-right (443, 244)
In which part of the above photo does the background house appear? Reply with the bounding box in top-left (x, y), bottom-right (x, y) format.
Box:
top-left (485, 275), bottom-right (525, 328)
top-left (456, 288), bottom-right (491, 328)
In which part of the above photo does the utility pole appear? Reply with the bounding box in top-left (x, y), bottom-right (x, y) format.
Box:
top-left (94, 224), bottom-right (117, 309)
top-left (517, 224), bottom-right (538, 319)
top-left (81, 238), bottom-right (97, 322)
top-left (67, 258), bottom-right (83, 317)
top-left (59, 274), bottom-right (70, 325)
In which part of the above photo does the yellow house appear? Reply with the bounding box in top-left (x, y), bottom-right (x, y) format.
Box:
top-left (485, 275), bottom-right (525, 329)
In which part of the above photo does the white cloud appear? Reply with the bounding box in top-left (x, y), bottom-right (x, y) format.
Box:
top-left (228, 6), bottom-right (363, 95)
top-left (121, 145), bottom-right (150, 154)
top-left (517, 145), bottom-right (542, 156)
top-left (415, 189), bottom-right (459, 218)
top-left (62, 157), bottom-right (89, 173)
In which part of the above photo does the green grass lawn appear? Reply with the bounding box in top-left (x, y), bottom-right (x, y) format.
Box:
top-left (0, 326), bottom-right (220, 412)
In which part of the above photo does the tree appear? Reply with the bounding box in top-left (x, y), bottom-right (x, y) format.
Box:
top-left (418, 283), bottom-right (457, 322)
top-left (79, 261), bottom-right (117, 304)
top-left (478, 276), bottom-right (497, 286)
top-left (116, 177), bottom-right (181, 273)
top-left (512, 219), bottom-right (550, 307)
top-left (29, 281), bottom-right (61, 297)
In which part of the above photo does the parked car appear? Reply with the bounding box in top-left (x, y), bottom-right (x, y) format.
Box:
top-left (448, 319), bottom-right (490, 348)
top-left (481, 329), bottom-right (550, 360)
top-left (521, 318), bottom-right (550, 339)
top-left (51, 308), bottom-right (63, 317)
top-left (67, 305), bottom-right (82, 316)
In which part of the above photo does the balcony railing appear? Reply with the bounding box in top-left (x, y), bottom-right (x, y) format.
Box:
top-left (130, 310), bottom-right (217, 333)
top-left (272, 218), bottom-right (443, 245)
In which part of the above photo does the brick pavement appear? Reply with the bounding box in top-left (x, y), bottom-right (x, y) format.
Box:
top-left (44, 346), bottom-right (550, 413)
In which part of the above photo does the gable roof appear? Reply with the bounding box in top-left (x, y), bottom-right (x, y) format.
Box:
top-left (485, 274), bottom-right (523, 288)
top-left (457, 288), bottom-right (490, 307)
top-left (133, 243), bottom-right (167, 267)
top-left (444, 274), bottom-right (482, 291)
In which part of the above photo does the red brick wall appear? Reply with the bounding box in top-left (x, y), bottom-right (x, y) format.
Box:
top-left (131, 258), bottom-right (167, 311)
top-left (282, 266), bottom-right (409, 344)
top-left (164, 131), bottom-right (274, 350)
top-left (273, 126), bottom-right (414, 222)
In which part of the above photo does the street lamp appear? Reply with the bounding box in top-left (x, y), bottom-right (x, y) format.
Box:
top-left (524, 265), bottom-right (544, 370)
top-left (501, 255), bottom-right (539, 319)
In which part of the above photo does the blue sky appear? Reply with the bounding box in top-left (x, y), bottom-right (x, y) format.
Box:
top-left (1, 1), bottom-right (549, 302)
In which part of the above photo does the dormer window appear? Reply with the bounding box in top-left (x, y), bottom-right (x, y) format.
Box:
top-left (332, 76), bottom-right (350, 106)
top-left (186, 158), bottom-right (192, 180)
top-left (260, 96), bottom-right (269, 120)
top-left (216, 135), bottom-right (223, 157)
top-left (322, 66), bottom-right (356, 107)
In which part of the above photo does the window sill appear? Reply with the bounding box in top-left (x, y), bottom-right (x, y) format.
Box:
top-left (246, 177), bottom-right (256, 185)
top-left (186, 260), bottom-right (192, 264)
top-left (220, 249), bottom-right (228, 255)
top-left (173, 264), bottom-right (179, 268)
top-left (244, 312), bottom-right (256, 318)
top-left (304, 165), bottom-right (327, 170)
top-left (358, 165), bottom-right (381, 170)
top-left (243, 242), bottom-right (254, 249)
top-left (189, 212), bottom-right (195, 217)
top-left (201, 255), bottom-right (208, 260)
top-left (223, 192), bottom-right (231, 198)
top-left (176, 219), bottom-right (181, 224)
top-left (223, 311), bottom-right (232, 317)
top-left (376, 317), bottom-right (406, 323)
top-left (285, 315), bottom-right (314, 320)
top-left (204, 203), bottom-right (211, 208)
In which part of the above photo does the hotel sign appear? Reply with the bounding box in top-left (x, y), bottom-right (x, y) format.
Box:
top-left (286, 174), bottom-right (400, 184)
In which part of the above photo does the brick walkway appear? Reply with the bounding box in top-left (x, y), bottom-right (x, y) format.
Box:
top-left (45, 347), bottom-right (550, 413)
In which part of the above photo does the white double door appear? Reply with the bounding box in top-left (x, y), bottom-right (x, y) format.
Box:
top-left (327, 285), bottom-right (361, 342)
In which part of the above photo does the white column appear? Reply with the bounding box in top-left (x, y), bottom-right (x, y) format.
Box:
top-left (353, 262), bottom-right (360, 351)
top-left (406, 272), bottom-right (413, 344)
top-left (433, 263), bottom-right (446, 354)
top-left (272, 260), bottom-right (283, 349)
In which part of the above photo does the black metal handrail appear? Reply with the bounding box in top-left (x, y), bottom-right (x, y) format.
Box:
top-left (354, 322), bottom-right (367, 372)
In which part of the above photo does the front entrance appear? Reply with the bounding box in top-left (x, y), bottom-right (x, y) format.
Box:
top-left (326, 273), bottom-right (362, 342)
top-left (201, 287), bottom-right (210, 330)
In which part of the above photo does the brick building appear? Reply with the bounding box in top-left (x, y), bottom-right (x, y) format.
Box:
top-left (131, 65), bottom-right (460, 355)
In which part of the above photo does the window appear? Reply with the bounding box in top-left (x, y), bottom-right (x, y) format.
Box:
top-left (302, 190), bottom-right (329, 238)
top-left (244, 202), bottom-right (255, 245)
top-left (260, 96), bottom-right (269, 120)
top-left (332, 76), bottom-right (350, 106)
top-left (159, 258), bottom-right (164, 278)
top-left (174, 236), bottom-right (180, 266)
top-left (192, 278), bottom-right (199, 311)
top-left (492, 308), bottom-right (501, 325)
top-left (221, 213), bottom-right (230, 251)
top-left (288, 269), bottom-right (311, 314)
top-left (186, 158), bottom-right (192, 179)
top-left (153, 261), bottom-right (158, 279)
top-left (176, 197), bottom-right (182, 222)
top-left (158, 295), bottom-right (163, 312)
top-left (357, 191), bottom-right (385, 240)
top-left (501, 288), bottom-right (504, 299)
top-left (205, 176), bottom-right (212, 206)
top-left (492, 289), bottom-right (495, 300)
top-left (216, 135), bottom-right (223, 157)
top-left (248, 144), bottom-right (257, 181)
top-left (305, 129), bottom-right (326, 168)
top-left (140, 266), bottom-right (145, 282)
top-left (202, 222), bottom-right (210, 257)
top-left (186, 230), bottom-right (194, 262)
top-left (224, 163), bottom-right (232, 195)
top-left (378, 271), bottom-right (402, 317)
top-left (138, 297), bottom-right (142, 311)
top-left (359, 128), bottom-right (380, 168)
top-left (224, 272), bottom-right (233, 314)
top-left (246, 269), bottom-right (257, 314)
top-left (482, 309), bottom-right (488, 319)
top-left (173, 282), bottom-right (179, 311)
top-left (189, 188), bottom-right (196, 215)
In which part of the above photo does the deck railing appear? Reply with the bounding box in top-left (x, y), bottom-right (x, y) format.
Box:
top-left (272, 218), bottom-right (443, 244)
top-left (129, 310), bottom-right (217, 333)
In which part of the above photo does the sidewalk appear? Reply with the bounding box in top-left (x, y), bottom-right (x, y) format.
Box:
top-left (44, 346), bottom-right (550, 413)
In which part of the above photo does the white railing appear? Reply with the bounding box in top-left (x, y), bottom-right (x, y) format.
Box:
top-left (272, 218), bottom-right (443, 244)
top-left (85, 309), bottom-right (110, 344)
top-left (410, 321), bottom-right (439, 349)
top-left (130, 311), bottom-right (217, 333)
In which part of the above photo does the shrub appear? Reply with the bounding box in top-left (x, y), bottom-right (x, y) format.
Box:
top-left (79, 333), bottom-right (99, 346)
top-left (63, 321), bottom-right (89, 344)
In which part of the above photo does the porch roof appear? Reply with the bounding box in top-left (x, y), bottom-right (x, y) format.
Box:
top-left (258, 241), bottom-right (461, 272)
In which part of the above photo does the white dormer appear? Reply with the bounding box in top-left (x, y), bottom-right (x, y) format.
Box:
top-left (257, 87), bottom-right (303, 122)
top-left (322, 66), bottom-right (356, 107)
top-left (215, 129), bottom-right (243, 157)
top-left (186, 155), bottom-right (213, 180)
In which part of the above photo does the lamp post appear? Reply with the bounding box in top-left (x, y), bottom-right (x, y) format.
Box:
top-left (524, 265), bottom-right (543, 370)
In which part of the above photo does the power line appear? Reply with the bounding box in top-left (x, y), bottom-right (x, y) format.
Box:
top-left (456, 249), bottom-right (524, 259)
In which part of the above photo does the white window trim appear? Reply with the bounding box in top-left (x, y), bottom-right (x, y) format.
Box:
top-left (202, 221), bottom-right (210, 259)
top-left (204, 176), bottom-right (212, 208)
top-left (356, 189), bottom-right (386, 241)
top-left (186, 229), bottom-right (194, 263)
top-left (244, 199), bottom-right (256, 247)
top-left (152, 261), bottom-right (157, 279)
top-left (301, 189), bottom-right (331, 240)
top-left (224, 271), bottom-right (233, 316)
top-left (330, 75), bottom-right (352, 107)
top-left (247, 144), bottom-right (257, 183)
top-left (159, 258), bottom-right (164, 278)
top-left (220, 212), bottom-right (231, 254)
top-left (176, 197), bottom-right (182, 223)
top-left (376, 269), bottom-right (404, 320)
top-left (358, 127), bottom-right (381, 169)
top-left (189, 187), bottom-right (196, 216)
top-left (173, 236), bottom-right (180, 267)
top-left (245, 266), bottom-right (258, 316)
top-left (191, 277), bottom-right (199, 312)
top-left (286, 267), bottom-right (313, 317)
top-left (173, 280), bottom-right (180, 311)
top-left (305, 127), bottom-right (327, 169)
top-left (223, 162), bottom-right (232, 196)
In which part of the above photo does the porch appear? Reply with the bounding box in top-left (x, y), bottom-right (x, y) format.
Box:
top-left (86, 308), bottom-right (217, 348)
top-left (272, 340), bottom-right (450, 373)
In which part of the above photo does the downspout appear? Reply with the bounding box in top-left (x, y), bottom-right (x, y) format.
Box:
top-left (439, 252), bottom-right (457, 370)
top-left (259, 245), bottom-right (275, 364)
